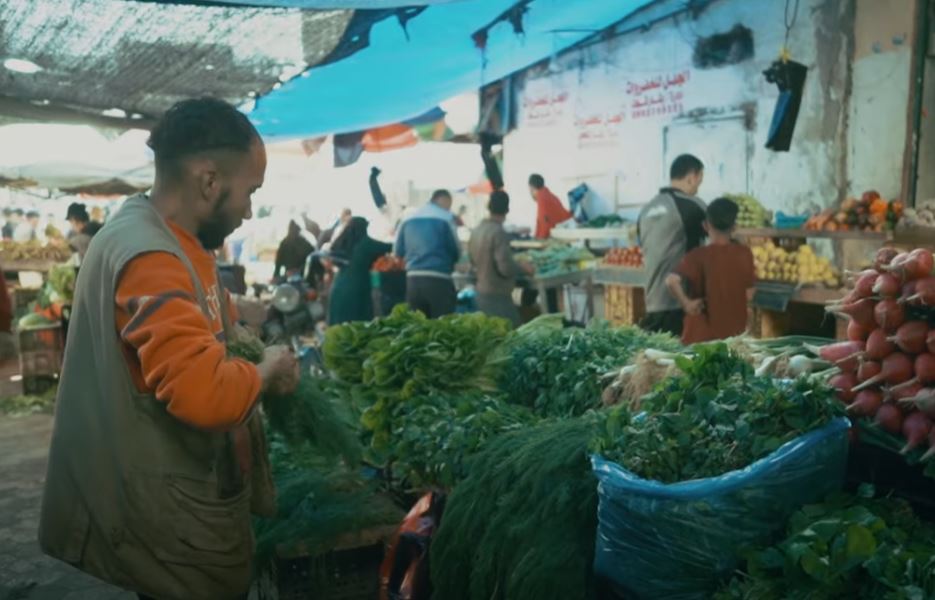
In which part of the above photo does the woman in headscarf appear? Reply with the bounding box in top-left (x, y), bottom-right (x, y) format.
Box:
top-left (66, 202), bottom-right (103, 259)
top-left (327, 216), bottom-right (392, 325)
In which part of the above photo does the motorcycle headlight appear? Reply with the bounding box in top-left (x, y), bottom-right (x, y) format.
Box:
top-left (272, 284), bottom-right (301, 314)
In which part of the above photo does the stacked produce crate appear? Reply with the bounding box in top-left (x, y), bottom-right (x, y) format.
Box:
top-left (603, 285), bottom-right (645, 326)
top-left (18, 322), bottom-right (63, 395)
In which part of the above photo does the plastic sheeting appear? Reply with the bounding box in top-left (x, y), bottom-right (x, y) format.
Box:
top-left (249, 0), bottom-right (657, 139)
top-left (0, 124), bottom-right (153, 190)
top-left (591, 417), bottom-right (850, 600)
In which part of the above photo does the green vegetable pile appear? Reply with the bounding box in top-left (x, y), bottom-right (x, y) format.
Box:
top-left (226, 330), bottom-right (400, 564)
top-left (384, 391), bottom-right (535, 489)
top-left (0, 385), bottom-right (57, 417)
top-left (584, 214), bottom-right (625, 228)
top-left (501, 318), bottom-right (679, 417)
top-left (430, 415), bottom-right (607, 600)
top-left (516, 244), bottom-right (592, 277)
top-left (253, 436), bottom-right (402, 564)
top-left (324, 305), bottom-right (508, 397)
top-left (18, 312), bottom-right (54, 330)
top-left (47, 264), bottom-right (76, 304)
top-left (263, 375), bottom-right (363, 466)
top-left (592, 343), bottom-right (844, 483)
top-left (323, 305), bottom-right (511, 472)
top-left (715, 487), bottom-right (935, 599)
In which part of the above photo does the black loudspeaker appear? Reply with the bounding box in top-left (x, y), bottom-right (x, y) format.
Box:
top-left (764, 59), bottom-right (808, 152)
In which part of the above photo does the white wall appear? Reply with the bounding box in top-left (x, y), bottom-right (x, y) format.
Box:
top-left (501, 0), bottom-right (917, 230)
top-left (848, 0), bottom-right (916, 200)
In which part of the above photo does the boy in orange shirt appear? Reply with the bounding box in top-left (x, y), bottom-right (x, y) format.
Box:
top-left (665, 197), bottom-right (755, 344)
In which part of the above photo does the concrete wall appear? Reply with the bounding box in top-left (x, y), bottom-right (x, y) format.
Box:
top-left (913, 0), bottom-right (935, 202)
top-left (500, 0), bottom-right (918, 230)
top-left (848, 0), bottom-right (917, 198)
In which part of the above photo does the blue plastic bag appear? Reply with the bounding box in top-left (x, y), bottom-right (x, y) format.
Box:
top-left (592, 417), bottom-right (850, 600)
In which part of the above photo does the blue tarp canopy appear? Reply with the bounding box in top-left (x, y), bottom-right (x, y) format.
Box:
top-left (249, 0), bottom-right (658, 140)
top-left (210, 1), bottom-right (456, 6)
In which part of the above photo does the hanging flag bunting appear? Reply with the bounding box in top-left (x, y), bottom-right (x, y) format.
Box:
top-left (362, 123), bottom-right (418, 153)
top-left (333, 131), bottom-right (365, 167)
top-left (412, 120), bottom-right (452, 142)
top-left (300, 136), bottom-right (327, 156)
top-left (402, 106), bottom-right (447, 127)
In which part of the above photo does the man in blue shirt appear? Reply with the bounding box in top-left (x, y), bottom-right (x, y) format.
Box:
top-left (394, 189), bottom-right (460, 318)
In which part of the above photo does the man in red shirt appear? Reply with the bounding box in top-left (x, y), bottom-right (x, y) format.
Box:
top-left (529, 173), bottom-right (572, 239)
top-left (665, 197), bottom-right (755, 344)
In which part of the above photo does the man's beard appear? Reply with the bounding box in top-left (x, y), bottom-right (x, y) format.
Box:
top-left (197, 189), bottom-right (238, 250)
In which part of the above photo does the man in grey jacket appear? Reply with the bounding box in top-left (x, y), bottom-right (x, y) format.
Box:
top-left (637, 154), bottom-right (707, 337)
top-left (468, 191), bottom-right (534, 327)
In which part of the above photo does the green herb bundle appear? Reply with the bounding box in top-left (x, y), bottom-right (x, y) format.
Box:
top-left (323, 305), bottom-right (509, 391)
top-left (385, 391), bottom-right (536, 489)
top-left (262, 375), bottom-right (363, 466)
top-left (500, 320), bottom-right (679, 417)
top-left (323, 306), bottom-right (512, 455)
top-left (592, 343), bottom-right (844, 483)
top-left (715, 487), bottom-right (935, 599)
top-left (253, 440), bottom-right (402, 564)
top-left (430, 415), bottom-right (606, 600)
top-left (228, 330), bottom-right (363, 465)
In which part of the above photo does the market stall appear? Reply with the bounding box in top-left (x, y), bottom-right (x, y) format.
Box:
top-left (240, 290), bottom-right (935, 599)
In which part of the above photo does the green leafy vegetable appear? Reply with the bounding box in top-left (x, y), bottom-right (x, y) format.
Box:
top-left (430, 414), bottom-right (606, 600)
top-left (323, 305), bottom-right (511, 461)
top-left (592, 343), bottom-right (845, 483)
top-left (0, 385), bottom-right (57, 417)
top-left (715, 489), bottom-right (935, 599)
top-left (500, 320), bottom-right (679, 417)
top-left (385, 391), bottom-right (536, 489)
top-left (253, 438), bottom-right (401, 564)
top-left (515, 244), bottom-right (592, 277)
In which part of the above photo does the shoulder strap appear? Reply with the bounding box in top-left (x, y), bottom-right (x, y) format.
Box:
top-left (214, 267), bottom-right (234, 341)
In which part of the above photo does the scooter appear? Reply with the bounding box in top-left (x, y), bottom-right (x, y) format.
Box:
top-left (260, 274), bottom-right (326, 373)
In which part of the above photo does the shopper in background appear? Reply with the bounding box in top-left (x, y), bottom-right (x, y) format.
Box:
top-left (39, 97), bottom-right (299, 600)
top-left (665, 197), bottom-right (755, 344)
top-left (454, 205), bottom-right (468, 227)
top-left (1, 208), bottom-right (18, 240)
top-left (469, 190), bottom-right (533, 328)
top-left (637, 154), bottom-right (707, 337)
top-left (13, 210), bottom-right (39, 242)
top-left (319, 208), bottom-right (353, 248)
top-left (529, 173), bottom-right (573, 239)
top-left (394, 189), bottom-right (459, 318)
top-left (272, 219), bottom-right (315, 282)
top-left (328, 216), bottom-right (392, 325)
top-left (66, 202), bottom-right (103, 259)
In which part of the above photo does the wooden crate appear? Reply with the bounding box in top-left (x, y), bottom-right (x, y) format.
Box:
top-left (256, 526), bottom-right (396, 600)
top-left (603, 285), bottom-right (645, 327)
top-left (18, 324), bottom-right (64, 395)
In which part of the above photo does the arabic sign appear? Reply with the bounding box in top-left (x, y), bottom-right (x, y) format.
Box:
top-left (522, 76), bottom-right (574, 128)
top-left (574, 71), bottom-right (626, 148)
top-left (625, 70), bottom-right (691, 121)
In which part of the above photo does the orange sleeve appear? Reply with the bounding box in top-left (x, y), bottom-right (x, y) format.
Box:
top-left (115, 252), bottom-right (261, 431)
